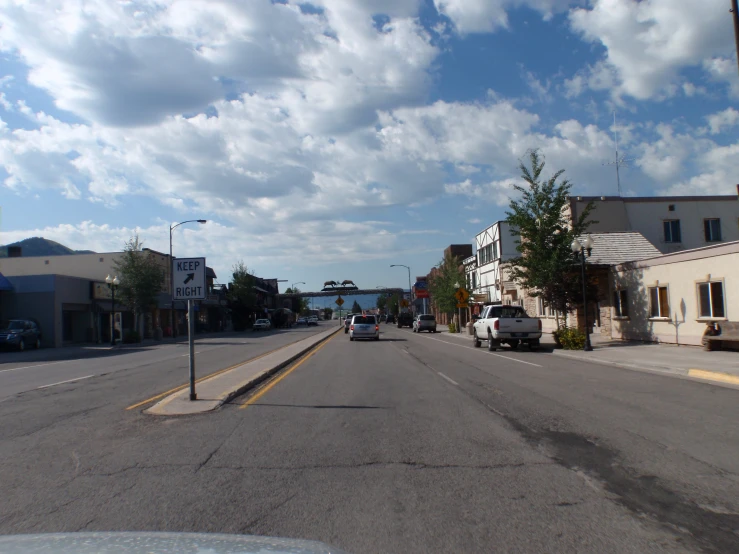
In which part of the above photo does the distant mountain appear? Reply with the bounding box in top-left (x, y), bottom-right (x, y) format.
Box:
top-left (0, 237), bottom-right (95, 258)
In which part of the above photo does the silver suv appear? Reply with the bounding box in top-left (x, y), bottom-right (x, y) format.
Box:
top-left (413, 314), bottom-right (437, 333)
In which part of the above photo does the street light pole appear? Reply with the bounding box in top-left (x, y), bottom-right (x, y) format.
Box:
top-left (390, 264), bottom-right (413, 314)
top-left (454, 281), bottom-right (462, 333)
top-left (170, 219), bottom-right (207, 337)
top-left (571, 235), bottom-right (594, 352)
top-left (105, 275), bottom-right (120, 346)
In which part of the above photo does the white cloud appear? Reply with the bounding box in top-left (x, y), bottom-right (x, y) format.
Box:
top-left (568, 0), bottom-right (733, 101)
top-left (445, 178), bottom-right (513, 206)
top-left (433, 0), bottom-right (576, 34)
top-left (703, 57), bottom-right (739, 98)
top-left (705, 107), bottom-right (739, 135)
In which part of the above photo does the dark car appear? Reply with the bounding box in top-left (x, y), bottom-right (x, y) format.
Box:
top-left (0, 319), bottom-right (42, 351)
top-left (396, 312), bottom-right (414, 328)
top-left (386, 314), bottom-right (396, 324)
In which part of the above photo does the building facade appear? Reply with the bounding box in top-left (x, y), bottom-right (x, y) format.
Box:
top-left (568, 190), bottom-right (739, 254)
top-left (610, 241), bottom-right (739, 346)
top-left (0, 247), bottom-right (223, 346)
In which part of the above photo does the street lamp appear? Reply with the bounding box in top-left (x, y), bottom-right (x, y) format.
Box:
top-left (105, 274), bottom-right (120, 346)
top-left (170, 219), bottom-right (207, 337)
top-left (390, 264), bottom-right (413, 315)
top-left (454, 281), bottom-right (462, 334)
top-left (571, 234), bottom-right (594, 352)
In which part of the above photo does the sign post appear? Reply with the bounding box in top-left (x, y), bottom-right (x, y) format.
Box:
top-left (173, 257), bottom-right (206, 401)
top-left (454, 287), bottom-right (469, 334)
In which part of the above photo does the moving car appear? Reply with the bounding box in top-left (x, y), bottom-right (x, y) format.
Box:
top-left (307, 316), bottom-right (319, 326)
top-left (396, 312), bottom-right (414, 328)
top-left (386, 314), bottom-right (396, 324)
top-left (0, 319), bottom-right (42, 351)
top-left (413, 314), bottom-right (437, 333)
top-left (296, 317), bottom-right (307, 325)
top-left (349, 315), bottom-right (379, 341)
top-left (344, 313), bottom-right (361, 334)
top-left (252, 319), bottom-right (272, 331)
top-left (472, 305), bottom-right (542, 351)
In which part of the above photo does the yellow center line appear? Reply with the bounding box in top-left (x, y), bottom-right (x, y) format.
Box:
top-left (240, 331), bottom-right (339, 409)
top-left (125, 344), bottom-right (289, 411)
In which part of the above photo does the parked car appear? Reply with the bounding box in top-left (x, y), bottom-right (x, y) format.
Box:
top-left (472, 305), bottom-right (541, 351)
top-left (396, 312), bottom-right (414, 328)
top-left (253, 319), bottom-right (272, 331)
top-left (307, 316), bottom-right (318, 326)
top-left (413, 314), bottom-right (437, 333)
top-left (344, 313), bottom-right (362, 334)
top-left (349, 315), bottom-right (379, 341)
top-left (0, 319), bottom-right (42, 351)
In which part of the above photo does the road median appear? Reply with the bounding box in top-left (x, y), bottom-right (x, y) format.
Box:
top-left (145, 326), bottom-right (341, 416)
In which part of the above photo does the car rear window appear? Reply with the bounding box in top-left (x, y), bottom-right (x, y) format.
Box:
top-left (352, 316), bottom-right (375, 324)
top-left (419, 315), bottom-right (435, 321)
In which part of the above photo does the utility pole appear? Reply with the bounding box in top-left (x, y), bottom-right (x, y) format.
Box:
top-left (732, 0), bottom-right (739, 75)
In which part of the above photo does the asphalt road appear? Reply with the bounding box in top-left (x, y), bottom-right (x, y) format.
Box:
top-left (0, 324), bottom-right (331, 401)
top-left (1, 322), bottom-right (738, 553)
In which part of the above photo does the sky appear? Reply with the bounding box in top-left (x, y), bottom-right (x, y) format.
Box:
top-left (0, 0), bottom-right (737, 293)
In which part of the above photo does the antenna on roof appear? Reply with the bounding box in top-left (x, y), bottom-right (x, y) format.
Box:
top-left (602, 111), bottom-right (633, 197)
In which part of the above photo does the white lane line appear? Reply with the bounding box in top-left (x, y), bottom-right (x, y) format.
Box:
top-left (419, 334), bottom-right (543, 368)
top-left (0, 359), bottom-right (80, 374)
top-left (36, 375), bottom-right (95, 390)
top-left (438, 371), bottom-right (459, 386)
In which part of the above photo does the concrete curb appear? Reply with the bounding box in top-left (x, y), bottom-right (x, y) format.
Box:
top-left (145, 326), bottom-right (342, 416)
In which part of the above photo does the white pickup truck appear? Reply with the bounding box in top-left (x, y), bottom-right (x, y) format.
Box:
top-left (472, 305), bottom-right (542, 351)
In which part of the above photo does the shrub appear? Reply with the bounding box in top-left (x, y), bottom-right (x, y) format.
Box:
top-left (448, 322), bottom-right (456, 333)
top-left (556, 326), bottom-right (586, 350)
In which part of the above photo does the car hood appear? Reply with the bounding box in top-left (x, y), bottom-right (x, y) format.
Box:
top-left (0, 328), bottom-right (20, 333)
top-left (0, 532), bottom-right (347, 554)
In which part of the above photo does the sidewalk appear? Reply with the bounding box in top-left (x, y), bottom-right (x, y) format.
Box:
top-left (145, 326), bottom-right (341, 416)
top-left (436, 326), bottom-right (739, 388)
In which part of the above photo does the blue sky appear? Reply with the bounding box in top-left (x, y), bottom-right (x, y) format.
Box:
top-left (0, 0), bottom-right (737, 293)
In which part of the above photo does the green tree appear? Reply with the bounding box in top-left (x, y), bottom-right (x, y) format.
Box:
top-left (504, 149), bottom-right (596, 328)
top-left (351, 300), bottom-right (362, 313)
top-left (284, 287), bottom-right (310, 315)
top-left (113, 235), bottom-right (165, 341)
top-left (428, 253), bottom-right (462, 319)
top-left (388, 294), bottom-right (400, 315)
top-left (376, 293), bottom-right (388, 312)
top-left (228, 261), bottom-right (256, 331)
top-left (323, 307), bottom-right (333, 320)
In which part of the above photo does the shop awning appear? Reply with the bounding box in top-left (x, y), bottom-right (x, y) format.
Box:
top-left (0, 272), bottom-right (13, 291)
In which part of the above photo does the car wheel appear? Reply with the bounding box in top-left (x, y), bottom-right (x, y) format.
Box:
top-left (18, 339), bottom-right (25, 352)
top-left (349, 336), bottom-right (354, 341)
top-left (487, 330), bottom-right (499, 352)
top-left (375, 336), bottom-right (380, 341)
top-left (473, 331), bottom-right (481, 348)
top-left (529, 339), bottom-right (540, 351)
top-left (344, 329), bottom-right (348, 334)
top-left (35, 337), bottom-right (41, 349)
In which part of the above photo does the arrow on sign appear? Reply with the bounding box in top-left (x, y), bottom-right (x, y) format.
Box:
top-left (184, 273), bottom-right (195, 284)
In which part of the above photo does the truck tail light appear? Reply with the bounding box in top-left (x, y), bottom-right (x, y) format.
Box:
top-left (538, 319), bottom-right (542, 330)
top-left (375, 325), bottom-right (379, 331)
top-left (350, 325), bottom-right (354, 331)
top-left (494, 320), bottom-right (499, 330)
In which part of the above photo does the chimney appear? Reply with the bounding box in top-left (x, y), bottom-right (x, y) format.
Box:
top-left (8, 246), bottom-right (21, 258)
